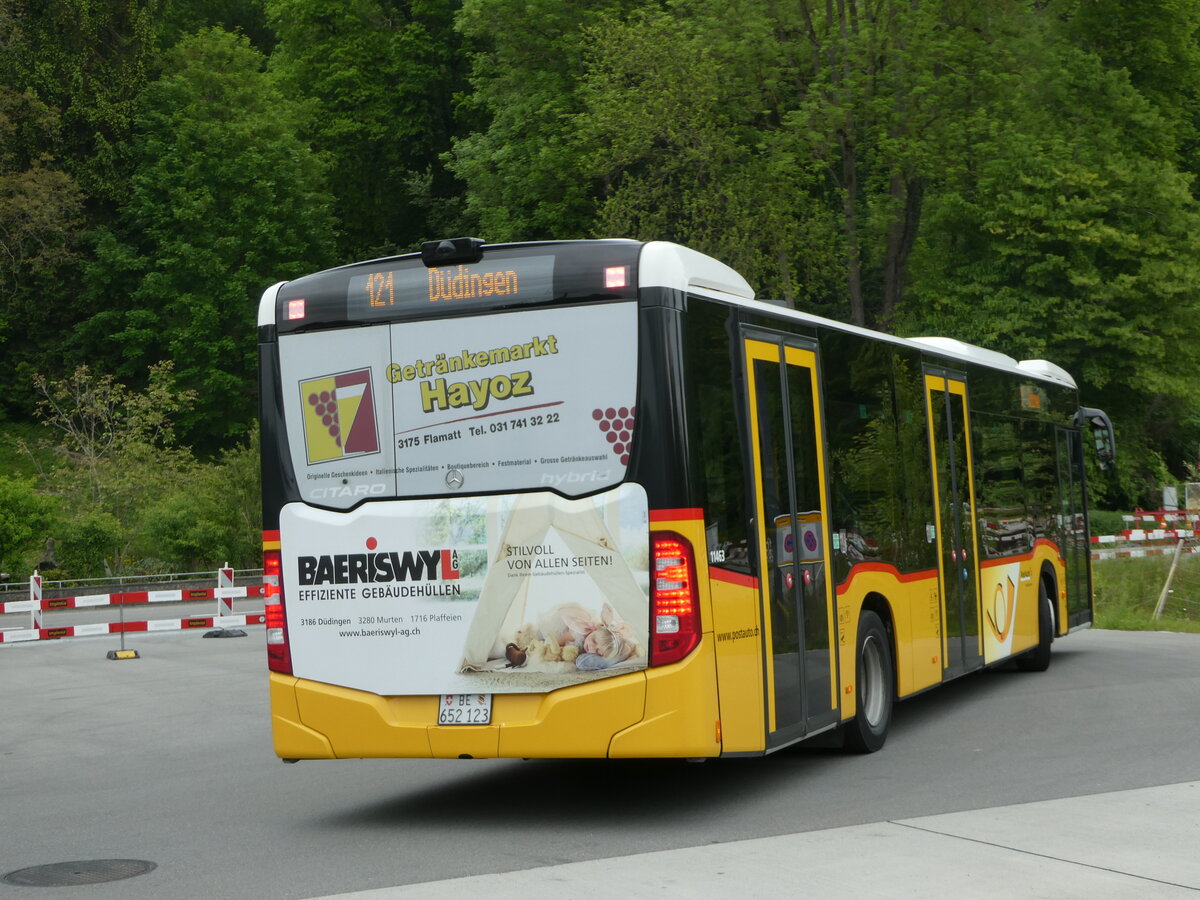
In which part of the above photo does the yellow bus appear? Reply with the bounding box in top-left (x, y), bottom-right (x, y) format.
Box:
top-left (259, 238), bottom-right (1114, 760)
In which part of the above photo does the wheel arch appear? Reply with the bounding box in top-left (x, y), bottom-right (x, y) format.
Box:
top-left (859, 590), bottom-right (898, 698)
top-left (1039, 560), bottom-right (1059, 639)
top-left (841, 596), bottom-right (897, 752)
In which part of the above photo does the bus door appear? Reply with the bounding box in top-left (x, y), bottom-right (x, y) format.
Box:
top-left (925, 372), bottom-right (983, 679)
top-left (744, 334), bottom-right (839, 745)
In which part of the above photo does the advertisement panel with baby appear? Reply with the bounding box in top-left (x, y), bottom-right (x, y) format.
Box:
top-left (280, 484), bottom-right (650, 696)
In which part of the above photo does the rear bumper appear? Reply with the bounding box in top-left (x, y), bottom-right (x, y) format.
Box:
top-left (270, 636), bottom-right (720, 759)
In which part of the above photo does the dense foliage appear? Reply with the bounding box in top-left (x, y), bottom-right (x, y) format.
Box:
top-left (1, 0), bottom-right (1199, 576)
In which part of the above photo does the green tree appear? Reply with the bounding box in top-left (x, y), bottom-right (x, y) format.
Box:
top-left (575, 1), bottom-right (843, 310)
top-left (0, 475), bottom-right (55, 576)
top-left (0, 86), bottom-right (85, 419)
top-left (0, 0), bottom-right (160, 211)
top-left (903, 44), bottom-right (1200, 504)
top-left (1057, 0), bottom-right (1200, 175)
top-left (83, 27), bottom-right (337, 447)
top-left (267, 0), bottom-right (465, 258)
top-left (158, 0), bottom-right (275, 54)
top-left (572, 0), bottom-right (1029, 323)
top-left (32, 362), bottom-right (201, 576)
top-left (449, 0), bottom-right (639, 241)
top-left (774, 0), bottom-right (1042, 327)
top-left (27, 364), bottom-right (262, 575)
top-left (136, 431), bottom-right (262, 570)
top-left (32, 362), bottom-right (195, 500)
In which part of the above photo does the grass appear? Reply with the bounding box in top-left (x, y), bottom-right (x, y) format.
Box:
top-left (1092, 554), bottom-right (1200, 633)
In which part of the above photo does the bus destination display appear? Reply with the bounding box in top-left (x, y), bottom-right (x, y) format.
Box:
top-left (347, 255), bottom-right (557, 318)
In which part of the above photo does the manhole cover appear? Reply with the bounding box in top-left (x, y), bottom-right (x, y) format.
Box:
top-left (3, 859), bottom-right (156, 886)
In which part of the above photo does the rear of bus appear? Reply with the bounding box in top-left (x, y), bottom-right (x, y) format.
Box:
top-left (259, 238), bottom-right (749, 760)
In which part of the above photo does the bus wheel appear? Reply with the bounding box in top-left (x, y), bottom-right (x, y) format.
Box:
top-left (843, 610), bottom-right (893, 753)
top-left (1016, 579), bottom-right (1053, 672)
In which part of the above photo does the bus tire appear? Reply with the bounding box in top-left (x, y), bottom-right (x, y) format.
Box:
top-left (843, 610), bottom-right (893, 753)
top-left (1016, 578), bottom-right (1053, 672)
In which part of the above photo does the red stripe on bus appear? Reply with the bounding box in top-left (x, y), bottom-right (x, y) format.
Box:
top-left (650, 508), bottom-right (704, 522)
top-left (263, 530), bottom-right (281, 541)
top-left (709, 567), bottom-right (759, 589)
top-left (836, 563), bottom-right (938, 595)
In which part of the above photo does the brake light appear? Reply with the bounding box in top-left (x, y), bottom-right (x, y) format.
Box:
top-left (650, 532), bottom-right (700, 666)
top-left (263, 548), bottom-right (292, 674)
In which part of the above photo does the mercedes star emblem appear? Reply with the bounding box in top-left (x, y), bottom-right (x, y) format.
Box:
top-left (445, 468), bottom-right (465, 490)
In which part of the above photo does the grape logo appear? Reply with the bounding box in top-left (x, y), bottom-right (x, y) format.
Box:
top-left (300, 369), bottom-right (380, 464)
top-left (593, 405), bottom-right (636, 466)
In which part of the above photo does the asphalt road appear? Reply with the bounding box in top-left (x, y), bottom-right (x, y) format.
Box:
top-left (2, 627), bottom-right (1198, 899)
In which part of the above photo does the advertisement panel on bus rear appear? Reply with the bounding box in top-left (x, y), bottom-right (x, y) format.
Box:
top-left (277, 303), bottom-right (639, 507)
top-left (279, 484), bottom-right (650, 696)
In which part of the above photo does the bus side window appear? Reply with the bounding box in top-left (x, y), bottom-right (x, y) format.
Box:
top-left (684, 301), bottom-right (752, 575)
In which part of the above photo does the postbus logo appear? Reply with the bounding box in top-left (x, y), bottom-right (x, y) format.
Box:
top-left (300, 368), bottom-right (380, 464)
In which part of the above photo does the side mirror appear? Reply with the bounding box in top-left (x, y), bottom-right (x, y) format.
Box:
top-left (1075, 407), bottom-right (1116, 471)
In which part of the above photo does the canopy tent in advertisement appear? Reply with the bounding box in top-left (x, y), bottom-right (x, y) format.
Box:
top-left (458, 489), bottom-right (648, 672)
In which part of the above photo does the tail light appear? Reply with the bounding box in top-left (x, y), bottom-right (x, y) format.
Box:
top-left (263, 548), bottom-right (292, 674)
top-left (650, 532), bottom-right (701, 666)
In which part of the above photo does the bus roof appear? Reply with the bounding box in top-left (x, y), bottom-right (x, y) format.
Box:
top-left (725, 294), bottom-right (1076, 390)
top-left (639, 241), bottom-right (756, 300)
top-left (259, 239), bottom-right (1076, 390)
top-left (637, 242), bottom-right (1075, 390)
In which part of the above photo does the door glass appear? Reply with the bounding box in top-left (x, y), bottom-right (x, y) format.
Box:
top-left (748, 339), bottom-right (838, 738)
top-left (928, 377), bottom-right (981, 675)
top-left (753, 357), bottom-right (803, 730)
top-left (1058, 428), bottom-right (1091, 626)
top-left (927, 389), bottom-right (959, 668)
top-left (786, 361), bottom-right (833, 720)
top-left (948, 390), bottom-right (980, 663)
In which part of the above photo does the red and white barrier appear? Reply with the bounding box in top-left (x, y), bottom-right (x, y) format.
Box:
top-left (0, 613), bottom-right (267, 644)
top-left (1090, 532), bottom-right (1200, 561)
top-left (1123, 510), bottom-right (1200, 526)
top-left (1087, 509), bottom-right (1200, 560)
top-left (0, 570), bottom-right (266, 644)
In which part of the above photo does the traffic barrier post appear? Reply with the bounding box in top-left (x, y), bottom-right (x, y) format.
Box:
top-left (29, 571), bottom-right (42, 632)
top-left (205, 565), bottom-right (249, 639)
top-left (217, 565), bottom-right (235, 618)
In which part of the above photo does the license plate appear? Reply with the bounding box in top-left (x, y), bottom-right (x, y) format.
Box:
top-left (438, 693), bottom-right (492, 725)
